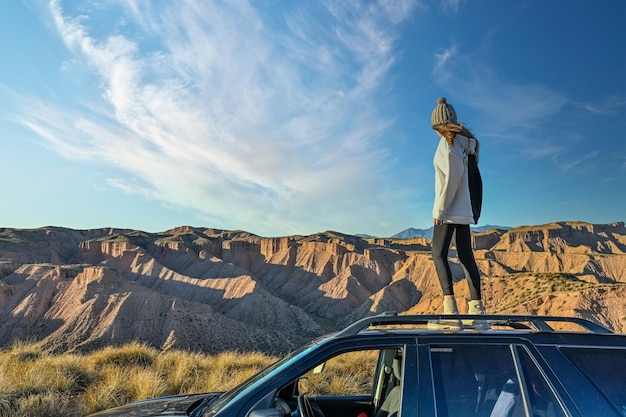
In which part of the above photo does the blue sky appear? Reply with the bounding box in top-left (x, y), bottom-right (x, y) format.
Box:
top-left (1, 0), bottom-right (625, 238)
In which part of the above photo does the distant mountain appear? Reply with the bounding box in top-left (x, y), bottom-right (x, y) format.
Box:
top-left (391, 225), bottom-right (510, 239)
top-left (391, 227), bottom-right (433, 239)
top-left (472, 224), bottom-right (511, 233)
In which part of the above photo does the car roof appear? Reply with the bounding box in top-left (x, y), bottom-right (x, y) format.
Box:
top-left (311, 312), bottom-right (626, 348)
top-left (337, 312), bottom-right (614, 335)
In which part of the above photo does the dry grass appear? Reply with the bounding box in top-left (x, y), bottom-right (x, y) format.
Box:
top-left (0, 342), bottom-right (374, 416)
top-left (0, 341), bottom-right (278, 417)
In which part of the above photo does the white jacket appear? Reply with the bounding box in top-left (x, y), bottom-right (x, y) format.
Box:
top-left (432, 134), bottom-right (478, 225)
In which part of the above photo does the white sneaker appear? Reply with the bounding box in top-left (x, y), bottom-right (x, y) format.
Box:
top-left (463, 300), bottom-right (489, 330)
top-left (428, 299), bottom-right (463, 329)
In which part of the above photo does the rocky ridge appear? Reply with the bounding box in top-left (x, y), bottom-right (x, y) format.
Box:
top-left (0, 221), bottom-right (624, 353)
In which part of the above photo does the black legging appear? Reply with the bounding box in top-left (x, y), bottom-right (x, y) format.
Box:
top-left (431, 223), bottom-right (481, 299)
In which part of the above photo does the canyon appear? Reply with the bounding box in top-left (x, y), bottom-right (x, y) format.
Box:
top-left (0, 221), bottom-right (624, 354)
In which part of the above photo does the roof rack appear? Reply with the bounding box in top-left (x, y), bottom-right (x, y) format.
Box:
top-left (336, 311), bottom-right (613, 336)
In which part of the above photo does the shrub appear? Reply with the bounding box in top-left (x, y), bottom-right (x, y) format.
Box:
top-left (80, 376), bottom-right (130, 414)
top-left (6, 339), bottom-right (46, 363)
top-left (12, 391), bottom-right (78, 417)
top-left (80, 362), bottom-right (165, 414)
top-left (156, 350), bottom-right (214, 395)
top-left (88, 341), bottom-right (157, 368)
top-left (128, 367), bottom-right (168, 403)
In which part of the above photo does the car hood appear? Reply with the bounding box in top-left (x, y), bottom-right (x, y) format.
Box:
top-left (88, 392), bottom-right (220, 417)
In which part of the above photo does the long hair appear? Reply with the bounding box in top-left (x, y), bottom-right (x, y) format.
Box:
top-left (433, 123), bottom-right (475, 145)
top-left (434, 123), bottom-right (479, 160)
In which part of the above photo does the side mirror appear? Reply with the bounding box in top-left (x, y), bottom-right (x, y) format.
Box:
top-left (297, 377), bottom-right (309, 396)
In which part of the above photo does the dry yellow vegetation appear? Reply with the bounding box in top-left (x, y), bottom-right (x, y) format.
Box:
top-left (0, 341), bottom-right (277, 417)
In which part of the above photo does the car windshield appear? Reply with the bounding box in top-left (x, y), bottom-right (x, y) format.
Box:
top-left (194, 340), bottom-right (320, 417)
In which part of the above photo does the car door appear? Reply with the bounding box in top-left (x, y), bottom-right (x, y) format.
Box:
top-left (286, 337), bottom-right (418, 417)
top-left (416, 337), bottom-right (573, 417)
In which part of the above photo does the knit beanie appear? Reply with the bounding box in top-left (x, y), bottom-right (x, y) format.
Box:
top-left (431, 97), bottom-right (457, 126)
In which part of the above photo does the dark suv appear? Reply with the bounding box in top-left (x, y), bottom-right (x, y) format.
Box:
top-left (90, 313), bottom-right (626, 417)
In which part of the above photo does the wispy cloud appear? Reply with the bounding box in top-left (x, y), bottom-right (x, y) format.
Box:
top-left (430, 38), bottom-right (574, 170)
top-left (523, 143), bottom-right (566, 160)
top-left (12, 0), bottom-right (418, 235)
top-left (431, 40), bottom-right (622, 177)
top-left (434, 44), bottom-right (458, 75)
top-left (572, 95), bottom-right (626, 115)
top-left (560, 150), bottom-right (601, 171)
top-left (441, 0), bottom-right (463, 14)
top-left (432, 52), bottom-right (568, 132)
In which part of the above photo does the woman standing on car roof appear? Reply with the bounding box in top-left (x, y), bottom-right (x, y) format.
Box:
top-left (430, 97), bottom-right (485, 319)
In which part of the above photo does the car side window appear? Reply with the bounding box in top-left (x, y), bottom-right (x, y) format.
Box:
top-left (430, 344), bottom-right (523, 417)
top-left (430, 345), bottom-right (524, 417)
top-left (429, 344), bottom-right (569, 417)
top-left (290, 347), bottom-right (404, 417)
top-left (560, 347), bottom-right (626, 414)
top-left (517, 348), bottom-right (566, 417)
top-left (304, 349), bottom-right (380, 396)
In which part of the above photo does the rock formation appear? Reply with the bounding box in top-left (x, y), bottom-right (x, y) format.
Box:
top-left (0, 221), bottom-right (624, 354)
